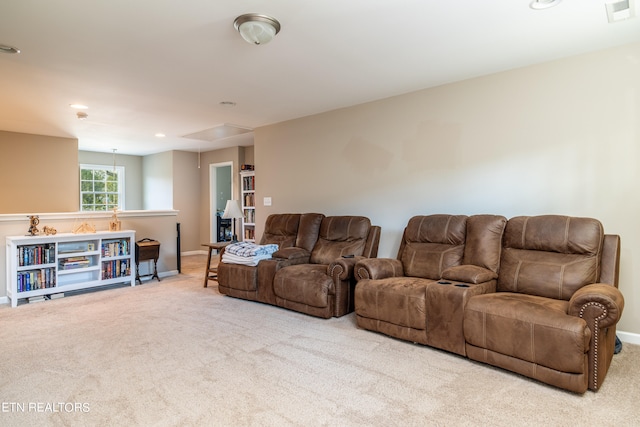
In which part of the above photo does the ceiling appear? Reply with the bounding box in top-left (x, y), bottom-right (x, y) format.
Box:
top-left (0, 1), bottom-right (638, 156)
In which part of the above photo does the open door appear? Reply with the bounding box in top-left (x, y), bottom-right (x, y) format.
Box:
top-left (209, 162), bottom-right (233, 243)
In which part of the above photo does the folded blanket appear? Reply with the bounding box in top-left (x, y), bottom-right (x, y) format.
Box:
top-left (221, 252), bottom-right (273, 267)
top-left (225, 242), bottom-right (279, 257)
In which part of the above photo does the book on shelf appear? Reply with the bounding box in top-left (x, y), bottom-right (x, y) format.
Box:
top-left (60, 257), bottom-right (91, 270)
top-left (242, 175), bottom-right (255, 191)
top-left (243, 209), bottom-right (256, 224)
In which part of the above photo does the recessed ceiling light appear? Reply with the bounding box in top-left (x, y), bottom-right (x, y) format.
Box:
top-left (70, 104), bottom-right (89, 110)
top-left (155, 133), bottom-right (166, 138)
top-left (0, 44), bottom-right (20, 54)
top-left (529, 0), bottom-right (562, 10)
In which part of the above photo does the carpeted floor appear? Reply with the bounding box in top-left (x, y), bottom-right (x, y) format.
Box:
top-left (1, 254), bottom-right (639, 426)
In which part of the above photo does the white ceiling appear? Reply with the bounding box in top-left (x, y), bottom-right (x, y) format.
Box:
top-left (0, 0), bottom-right (638, 156)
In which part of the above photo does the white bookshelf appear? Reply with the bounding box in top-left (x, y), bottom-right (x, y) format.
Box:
top-left (6, 230), bottom-right (135, 307)
top-left (240, 170), bottom-right (256, 242)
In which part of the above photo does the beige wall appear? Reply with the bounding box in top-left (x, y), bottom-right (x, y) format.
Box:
top-left (0, 131), bottom-right (78, 213)
top-left (255, 42), bottom-right (640, 336)
top-left (173, 151), bottom-right (200, 252)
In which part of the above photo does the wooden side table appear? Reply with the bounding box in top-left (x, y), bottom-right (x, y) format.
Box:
top-left (135, 239), bottom-right (161, 284)
top-left (202, 242), bottom-right (230, 287)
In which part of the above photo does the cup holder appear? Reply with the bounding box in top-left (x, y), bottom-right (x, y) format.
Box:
top-left (455, 284), bottom-right (470, 288)
top-left (437, 281), bottom-right (452, 285)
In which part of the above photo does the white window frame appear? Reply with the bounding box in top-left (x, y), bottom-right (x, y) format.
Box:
top-left (80, 164), bottom-right (126, 211)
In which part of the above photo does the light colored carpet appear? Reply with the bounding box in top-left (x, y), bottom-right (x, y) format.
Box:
top-left (1, 255), bottom-right (639, 427)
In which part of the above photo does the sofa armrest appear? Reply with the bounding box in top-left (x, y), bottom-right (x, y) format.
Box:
top-left (568, 283), bottom-right (625, 328)
top-left (354, 258), bottom-right (404, 281)
top-left (272, 247), bottom-right (311, 263)
top-left (441, 265), bottom-right (497, 284)
top-left (328, 256), bottom-right (365, 281)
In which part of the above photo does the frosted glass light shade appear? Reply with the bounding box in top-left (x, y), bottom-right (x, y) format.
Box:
top-left (234, 14), bottom-right (281, 45)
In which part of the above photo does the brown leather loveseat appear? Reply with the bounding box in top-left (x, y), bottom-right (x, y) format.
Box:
top-left (354, 214), bottom-right (624, 393)
top-left (218, 214), bottom-right (381, 319)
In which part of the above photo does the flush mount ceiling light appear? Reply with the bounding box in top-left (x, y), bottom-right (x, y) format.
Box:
top-left (0, 44), bottom-right (20, 54)
top-left (606, 0), bottom-right (635, 22)
top-left (529, 0), bottom-right (562, 10)
top-left (69, 104), bottom-right (89, 110)
top-left (234, 13), bottom-right (281, 45)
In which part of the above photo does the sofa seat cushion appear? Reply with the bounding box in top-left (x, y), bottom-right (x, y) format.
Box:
top-left (273, 264), bottom-right (333, 308)
top-left (464, 293), bottom-right (591, 374)
top-left (355, 277), bottom-right (434, 330)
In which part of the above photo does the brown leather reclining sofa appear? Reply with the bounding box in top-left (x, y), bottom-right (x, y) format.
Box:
top-left (218, 213), bottom-right (381, 318)
top-left (354, 214), bottom-right (624, 393)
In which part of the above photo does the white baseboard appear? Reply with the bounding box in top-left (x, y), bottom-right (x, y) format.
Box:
top-left (158, 270), bottom-right (179, 278)
top-left (617, 330), bottom-right (640, 345)
top-left (181, 250), bottom-right (207, 256)
top-left (0, 296), bottom-right (8, 305)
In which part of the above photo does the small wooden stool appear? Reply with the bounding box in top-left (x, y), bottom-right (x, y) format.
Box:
top-left (202, 242), bottom-right (229, 287)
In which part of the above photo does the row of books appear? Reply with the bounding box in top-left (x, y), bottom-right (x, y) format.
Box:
top-left (242, 175), bottom-right (255, 191)
top-left (59, 257), bottom-right (91, 270)
top-left (243, 208), bottom-right (256, 224)
top-left (102, 259), bottom-right (131, 279)
top-left (18, 244), bottom-right (56, 267)
top-left (102, 239), bottom-right (130, 257)
top-left (243, 192), bottom-right (255, 207)
top-left (244, 228), bottom-right (255, 240)
top-left (17, 268), bottom-right (56, 292)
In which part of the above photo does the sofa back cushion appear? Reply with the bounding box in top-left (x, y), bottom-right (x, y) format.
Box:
top-left (463, 215), bottom-right (507, 273)
top-left (399, 215), bottom-right (467, 280)
top-left (498, 215), bottom-right (604, 300)
top-left (296, 213), bottom-right (325, 252)
top-left (260, 214), bottom-right (301, 248)
top-left (310, 216), bottom-right (371, 265)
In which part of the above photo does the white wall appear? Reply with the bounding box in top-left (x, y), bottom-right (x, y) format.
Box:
top-left (255, 42), bottom-right (640, 336)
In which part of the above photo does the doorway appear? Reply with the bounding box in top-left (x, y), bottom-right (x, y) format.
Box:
top-left (209, 162), bottom-right (233, 243)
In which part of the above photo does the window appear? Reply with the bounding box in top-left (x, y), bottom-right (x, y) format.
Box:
top-left (80, 164), bottom-right (125, 211)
